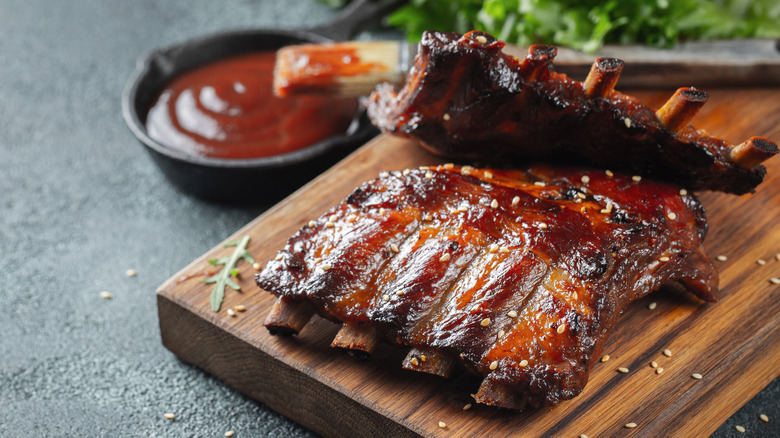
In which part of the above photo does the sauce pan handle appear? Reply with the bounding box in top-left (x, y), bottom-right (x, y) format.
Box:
top-left (309, 0), bottom-right (406, 41)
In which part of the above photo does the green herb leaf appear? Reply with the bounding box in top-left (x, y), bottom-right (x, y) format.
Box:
top-left (205, 235), bottom-right (252, 312)
top-left (359, 0), bottom-right (780, 53)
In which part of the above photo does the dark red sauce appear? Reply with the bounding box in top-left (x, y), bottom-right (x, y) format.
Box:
top-left (145, 52), bottom-right (358, 159)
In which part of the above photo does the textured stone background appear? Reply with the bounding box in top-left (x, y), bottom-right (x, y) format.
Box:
top-left (0, 0), bottom-right (776, 436)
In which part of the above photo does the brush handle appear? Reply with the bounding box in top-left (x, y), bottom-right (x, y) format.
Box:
top-left (309, 0), bottom-right (407, 42)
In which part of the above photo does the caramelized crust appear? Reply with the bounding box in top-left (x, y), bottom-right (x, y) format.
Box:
top-left (256, 165), bottom-right (717, 409)
top-left (365, 31), bottom-right (778, 194)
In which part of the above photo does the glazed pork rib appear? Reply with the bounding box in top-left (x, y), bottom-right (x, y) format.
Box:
top-left (366, 31), bottom-right (778, 195)
top-left (256, 164), bottom-right (718, 409)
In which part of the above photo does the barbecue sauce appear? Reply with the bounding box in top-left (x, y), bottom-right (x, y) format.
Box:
top-left (145, 52), bottom-right (358, 159)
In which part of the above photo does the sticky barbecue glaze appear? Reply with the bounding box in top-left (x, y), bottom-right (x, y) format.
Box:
top-left (366, 31), bottom-right (777, 194)
top-left (145, 52), bottom-right (357, 159)
top-left (256, 165), bottom-right (717, 409)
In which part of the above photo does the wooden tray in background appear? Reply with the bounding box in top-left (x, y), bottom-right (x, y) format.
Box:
top-left (157, 89), bottom-right (780, 437)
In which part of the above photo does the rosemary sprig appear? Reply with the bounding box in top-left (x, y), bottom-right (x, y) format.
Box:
top-left (204, 235), bottom-right (254, 312)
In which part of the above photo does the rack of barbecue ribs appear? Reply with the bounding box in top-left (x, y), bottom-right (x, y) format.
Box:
top-left (365, 31), bottom-right (778, 195)
top-left (256, 164), bottom-right (718, 409)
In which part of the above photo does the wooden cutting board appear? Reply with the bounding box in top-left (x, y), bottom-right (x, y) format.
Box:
top-left (157, 89), bottom-right (780, 438)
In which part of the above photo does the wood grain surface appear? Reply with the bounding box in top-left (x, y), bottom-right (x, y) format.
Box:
top-left (158, 88), bottom-right (780, 437)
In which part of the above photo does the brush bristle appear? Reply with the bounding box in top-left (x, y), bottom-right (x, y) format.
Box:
top-left (274, 41), bottom-right (402, 98)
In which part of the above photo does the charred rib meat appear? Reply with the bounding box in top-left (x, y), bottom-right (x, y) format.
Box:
top-left (366, 31), bottom-right (778, 195)
top-left (256, 165), bottom-right (717, 409)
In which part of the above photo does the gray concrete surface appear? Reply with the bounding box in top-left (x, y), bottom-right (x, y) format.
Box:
top-left (0, 0), bottom-right (777, 436)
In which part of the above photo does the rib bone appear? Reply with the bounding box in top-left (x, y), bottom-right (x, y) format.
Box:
top-left (730, 137), bottom-right (780, 169)
top-left (475, 378), bottom-right (529, 410)
top-left (264, 296), bottom-right (315, 336)
top-left (519, 45), bottom-right (557, 81)
top-left (583, 57), bottom-right (624, 98)
top-left (401, 347), bottom-right (456, 377)
top-left (656, 87), bottom-right (708, 133)
top-left (330, 322), bottom-right (380, 360)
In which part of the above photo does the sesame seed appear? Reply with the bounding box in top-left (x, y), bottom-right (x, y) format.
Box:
top-left (624, 118), bottom-right (632, 128)
top-left (667, 212), bottom-right (677, 220)
top-left (663, 349), bottom-right (672, 357)
top-left (314, 257), bottom-right (322, 264)
top-left (659, 256), bottom-right (670, 262)
top-left (379, 171), bottom-right (389, 178)
top-left (320, 263), bottom-right (332, 271)
top-left (325, 222), bottom-right (335, 228)
top-left (443, 163), bottom-right (454, 169)
top-left (580, 435), bottom-right (588, 438)
top-left (625, 423), bottom-right (637, 429)
top-left (489, 360), bottom-right (498, 370)
top-left (484, 171), bottom-right (494, 179)
top-left (390, 243), bottom-right (400, 253)
top-left (651, 361), bottom-right (658, 368)
top-left (534, 181), bottom-right (546, 187)
top-left (771, 278), bottom-right (780, 285)
top-left (461, 166), bottom-right (473, 175)
top-left (656, 367), bottom-right (664, 375)
top-left (632, 175), bottom-right (642, 182)
top-left (425, 172), bottom-right (434, 179)
top-left (403, 168), bottom-right (410, 176)
top-left (576, 192), bottom-right (587, 199)
top-left (512, 196), bottom-right (520, 206)
top-left (227, 309), bottom-right (236, 317)
top-left (489, 243), bottom-right (499, 253)
top-left (396, 290), bottom-right (405, 296)
top-left (252, 263), bottom-right (262, 270)
top-left (716, 255), bottom-right (727, 262)
top-left (463, 403), bottom-right (472, 411)
top-left (382, 294), bottom-right (390, 301)
top-left (760, 414), bottom-right (769, 423)
top-left (557, 324), bottom-right (566, 334)
top-left (379, 208), bottom-right (386, 215)
top-left (329, 214), bottom-right (338, 222)
top-left (538, 223), bottom-right (548, 229)
top-left (163, 413), bottom-right (175, 419)
top-left (225, 431), bottom-right (234, 437)
top-left (736, 425), bottom-right (745, 433)
top-left (440, 253), bottom-right (451, 262)
top-left (490, 199), bottom-right (499, 208)
top-left (308, 220), bottom-right (315, 228)
top-left (410, 357), bottom-right (419, 366)
top-left (100, 291), bottom-right (112, 299)
top-left (481, 318), bottom-right (491, 326)
top-left (438, 421), bottom-right (447, 428)
top-left (475, 35), bottom-right (488, 44)
top-left (274, 254), bottom-right (283, 261)
top-left (497, 330), bottom-right (505, 338)
top-left (581, 175), bottom-right (590, 184)
top-left (458, 204), bottom-right (469, 212)
top-left (776, 253), bottom-right (780, 261)
top-left (680, 189), bottom-right (688, 196)
top-left (519, 359), bottom-right (529, 367)
top-left (508, 310), bottom-right (518, 318)
top-left (692, 373), bottom-right (703, 380)
top-left (499, 246), bottom-right (510, 253)
top-left (618, 367), bottom-right (629, 373)
top-left (235, 305), bottom-right (246, 312)
top-left (757, 259), bottom-right (766, 265)
top-left (601, 355), bottom-right (610, 362)
top-left (648, 302), bottom-right (658, 310)
top-left (420, 355), bottom-right (427, 362)
top-left (347, 214), bottom-right (357, 222)
top-left (443, 113), bottom-right (451, 121)
top-left (125, 269), bottom-right (137, 277)
top-left (606, 170), bottom-right (614, 177)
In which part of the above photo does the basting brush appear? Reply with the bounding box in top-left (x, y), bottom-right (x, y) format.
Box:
top-left (273, 38), bottom-right (780, 98)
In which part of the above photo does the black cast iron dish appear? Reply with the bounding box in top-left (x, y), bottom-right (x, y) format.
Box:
top-left (122, 0), bottom-right (404, 204)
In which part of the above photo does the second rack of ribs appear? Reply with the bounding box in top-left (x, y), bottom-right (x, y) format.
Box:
top-left (256, 165), bottom-right (717, 409)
